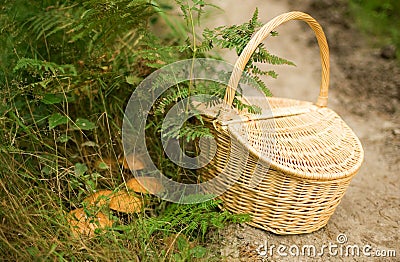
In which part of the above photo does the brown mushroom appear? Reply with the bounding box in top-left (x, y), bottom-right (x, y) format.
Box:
top-left (67, 208), bottom-right (112, 237)
top-left (83, 190), bottom-right (114, 207)
top-left (119, 153), bottom-right (145, 171)
top-left (109, 191), bottom-right (143, 213)
top-left (126, 177), bottom-right (164, 195)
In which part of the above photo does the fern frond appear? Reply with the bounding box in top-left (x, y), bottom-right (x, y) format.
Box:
top-left (27, 5), bottom-right (77, 41)
top-left (13, 58), bottom-right (77, 77)
top-left (199, 8), bottom-right (294, 101)
top-left (251, 46), bottom-right (295, 66)
top-left (179, 124), bottom-right (213, 142)
top-left (142, 197), bottom-right (250, 240)
top-left (153, 85), bottom-right (190, 116)
top-left (233, 98), bottom-right (262, 114)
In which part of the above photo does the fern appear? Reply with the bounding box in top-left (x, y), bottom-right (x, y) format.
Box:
top-left (153, 86), bottom-right (191, 116)
top-left (175, 0), bottom-right (207, 26)
top-left (0, 2), bottom-right (298, 259)
top-left (68, 0), bottom-right (154, 44)
top-left (201, 8), bottom-right (295, 98)
top-left (234, 99), bottom-right (262, 114)
top-left (252, 45), bottom-right (294, 66)
top-left (145, 8), bottom-right (295, 184)
top-left (143, 197), bottom-right (249, 240)
top-left (26, 4), bottom-right (78, 41)
top-left (13, 58), bottom-right (77, 77)
top-left (162, 122), bottom-right (213, 142)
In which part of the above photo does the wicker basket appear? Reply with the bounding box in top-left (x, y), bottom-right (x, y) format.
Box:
top-left (198, 11), bottom-right (364, 234)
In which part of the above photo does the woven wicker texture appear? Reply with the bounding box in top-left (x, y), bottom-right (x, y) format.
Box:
top-left (199, 12), bottom-right (364, 234)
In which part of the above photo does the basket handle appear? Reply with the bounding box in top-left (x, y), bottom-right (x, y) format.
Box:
top-left (224, 11), bottom-right (330, 107)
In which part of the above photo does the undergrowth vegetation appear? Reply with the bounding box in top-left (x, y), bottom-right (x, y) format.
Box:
top-left (0, 0), bottom-right (291, 260)
top-left (349, 0), bottom-right (400, 58)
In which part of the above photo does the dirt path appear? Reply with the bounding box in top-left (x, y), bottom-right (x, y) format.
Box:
top-left (203, 0), bottom-right (399, 260)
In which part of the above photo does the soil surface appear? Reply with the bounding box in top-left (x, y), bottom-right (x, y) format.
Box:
top-left (203, 0), bottom-right (399, 261)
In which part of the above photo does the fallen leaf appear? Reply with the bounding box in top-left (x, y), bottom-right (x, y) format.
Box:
top-left (81, 141), bottom-right (98, 147)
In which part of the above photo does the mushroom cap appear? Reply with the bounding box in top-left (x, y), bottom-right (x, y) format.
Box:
top-left (83, 190), bottom-right (114, 207)
top-left (119, 153), bottom-right (145, 171)
top-left (126, 177), bottom-right (164, 195)
top-left (67, 208), bottom-right (112, 237)
top-left (109, 191), bottom-right (143, 213)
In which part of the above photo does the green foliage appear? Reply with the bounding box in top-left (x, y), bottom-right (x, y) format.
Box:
top-left (148, 8), bottom-right (293, 183)
top-left (13, 58), bottom-right (77, 77)
top-left (1, 0), bottom-right (169, 174)
top-left (0, 1), bottom-right (184, 259)
top-left (143, 197), bottom-right (249, 240)
top-left (48, 113), bottom-right (68, 129)
top-left (72, 118), bottom-right (97, 131)
top-left (41, 93), bottom-right (75, 105)
top-left (151, 7), bottom-right (294, 123)
top-left (0, 0), bottom-right (291, 260)
top-left (201, 8), bottom-right (294, 97)
top-left (350, 0), bottom-right (400, 58)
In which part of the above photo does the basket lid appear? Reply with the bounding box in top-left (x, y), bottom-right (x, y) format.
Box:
top-left (223, 97), bottom-right (364, 181)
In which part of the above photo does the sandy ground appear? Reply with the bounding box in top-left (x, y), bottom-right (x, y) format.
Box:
top-left (202, 0), bottom-right (399, 261)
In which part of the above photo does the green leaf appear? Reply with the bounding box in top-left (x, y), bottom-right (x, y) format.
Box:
top-left (190, 245), bottom-right (207, 258)
top-left (26, 246), bottom-right (39, 257)
top-left (57, 134), bottom-right (71, 143)
top-left (73, 118), bottom-right (96, 130)
top-left (86, 179), bottom-right (96, 192)
top-left (126, 75), bottom-right (142, 85)
top-left (176, 236), bottom-right (189, 252)
top-left (173, 254), bottom-right (182, 261)
top-left (97, 162), bottom-right (110, 170)
top-left (271, 30), bottom-right (279, 36)
top-left (41, 93), bottom-right (75, 105)
top-left (41, 165), bottom-right (53, 176)
top-left (42, 94), bottom-right (63, 105)
top-left (48, 113), bottom-right (68, 130)
top-left (74, 163), bottom-right (88, 176)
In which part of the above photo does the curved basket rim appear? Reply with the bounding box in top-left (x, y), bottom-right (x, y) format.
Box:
top-left (223, 99), bottom-right (364, 181)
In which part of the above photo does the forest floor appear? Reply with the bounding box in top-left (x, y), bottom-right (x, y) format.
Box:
top-left (203, 0), bottom-right (399, 261)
